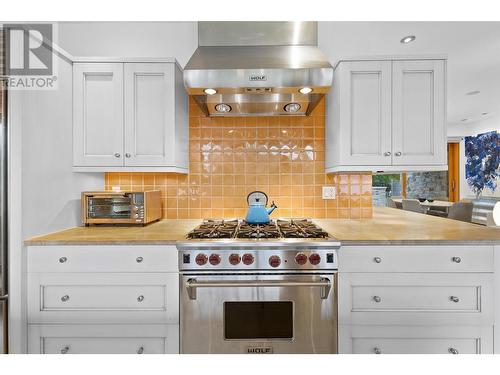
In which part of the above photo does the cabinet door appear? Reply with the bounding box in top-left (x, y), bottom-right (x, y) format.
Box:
top-left (338, 61), bottom-right (392, 166)
top-left (73, 63), bottom-right (124, 166)
top-left (392, 60), bottom-right (446, 165)
top-left (124, 63), bottom-right (175, 166)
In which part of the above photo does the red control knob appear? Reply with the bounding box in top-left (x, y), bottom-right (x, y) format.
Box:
top-left (269, 255), bottom-right (281, 268)
top-left (309, 253), bottom-right (321, 265)
top-left (295, 252), bottom-right (308, 265)
top-left (242, 253), bottom-right (254, 265)
top-left (209, 253), bottom-right (221, 265)
top-left (195, 253), bottom-right (208, 266)
top-left (229, 253), bottom-right (241, 265)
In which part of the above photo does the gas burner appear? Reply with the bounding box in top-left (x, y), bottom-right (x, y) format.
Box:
top-left (236, 222), bottom-right (281, 239)
top-left (186, 218), bottom-right (330, 240)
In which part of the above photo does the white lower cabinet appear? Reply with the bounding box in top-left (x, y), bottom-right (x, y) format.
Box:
top-left (26, 245), bottom-right (180, 354)
top-left (339, 325), bottom-right (493, 354)
top-left (28, 324), bottom-right (179, 354)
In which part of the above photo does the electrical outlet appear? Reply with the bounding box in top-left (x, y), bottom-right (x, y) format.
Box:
top-left (322, 186), bottom-right (336, 200)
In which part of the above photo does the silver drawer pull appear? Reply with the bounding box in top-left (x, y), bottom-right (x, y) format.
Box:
top-left (136, 256), bottom-right (144, 263)
top-left (59, 257), bottom-right (67, 263)
top-left (137, 295), bottom-right (144, 302)
top-left (373, 296), bottom-right (382, 303)
top-left (373, 347), bottom-right (382, 354)
top-left (60, 346), bottom-right (70, 354)
top-left (373, 257), bottom-right (382, 263)
top-left (137, 346), bottom-right (144, 354)
top-left (448, 347), bottom-right (459, 355)
top-left (114, 153), bottom-right (121, 158)
top-left (450, 296), bottom-right (460, 303)
top-left (61, 295), bottom-right (70, 302)
top-left (452, 256), bottom-right (462, 263)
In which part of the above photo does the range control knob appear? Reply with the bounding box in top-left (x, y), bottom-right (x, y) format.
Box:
top-left (242, 253), bottom-right (254, 265)
top-left (229, 253), bottom-right (241, 265)
top-left (309, 253), bottom-right (321, 265)
top-left (269, 255), bottom-right (281, 268)
top-left (209, 254), bottom-right (221, 266)
top-left (295, 253), bottom-right (308, 265)
top-left (195, 253), bottom-right (208, 266)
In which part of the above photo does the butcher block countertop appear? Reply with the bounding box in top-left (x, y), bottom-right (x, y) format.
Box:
top-left (314, 207), bottom-right (500, 245)
top-left (25, 207), bottom-right (500, 246)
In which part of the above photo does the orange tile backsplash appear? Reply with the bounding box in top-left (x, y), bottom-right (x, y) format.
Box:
top-left (105, 97), bottom-right (373, 220)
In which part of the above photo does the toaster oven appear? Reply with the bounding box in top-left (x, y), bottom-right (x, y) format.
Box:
top-left (82, 190), bottom-right (161, 225)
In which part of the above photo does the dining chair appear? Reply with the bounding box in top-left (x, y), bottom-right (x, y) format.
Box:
top-left (402, 199), bottom-right (426, 214)
top-left (447, 202), bottom-right (473, 223)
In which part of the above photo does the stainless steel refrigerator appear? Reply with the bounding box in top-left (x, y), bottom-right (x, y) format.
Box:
top-left (0, 29), bottom-right (8, 354)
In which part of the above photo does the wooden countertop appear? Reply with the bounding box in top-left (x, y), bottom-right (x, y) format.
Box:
top-left (314, 207), bottom-right (500, 245)
top-left (25, 207), bottom-right (500, 246)
top-left (24, 219), bottom-right (202, 245)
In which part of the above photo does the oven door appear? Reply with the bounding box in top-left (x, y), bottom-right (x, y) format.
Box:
top-left (180, 273), bottom-right (337, 354)
top-left (86, 194), bottom-right (134, 223)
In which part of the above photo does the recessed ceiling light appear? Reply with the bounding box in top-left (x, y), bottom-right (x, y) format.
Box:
top-left (204, 88), bottom-right (217, 95)
top-left (299, 87), bottom-right (313, 94)
top-left (400, 35), bottom-right (416, 44)
top-left (482, 112), bottom-right (489, 116)
top-left (466, 90), bottom-right (480, 96)
top-left (461, 118), bottom-right (469, 122)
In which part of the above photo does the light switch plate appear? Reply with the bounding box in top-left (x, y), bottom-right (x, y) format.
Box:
top-left (322, 186), bottom-right (336, 200)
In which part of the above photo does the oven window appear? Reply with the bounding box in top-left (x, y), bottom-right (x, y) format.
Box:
top-left (224, 301), bottom-right (293, 340)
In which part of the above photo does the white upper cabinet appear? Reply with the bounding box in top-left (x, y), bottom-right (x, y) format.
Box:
top-left (392, 60), bottom-right (446, 166)
top-left (326, 58), bottom-right (447, 173)
top-left (73, 59), bottom-right (188, 173)
top-left (73, 63), bottom-right (124, 167)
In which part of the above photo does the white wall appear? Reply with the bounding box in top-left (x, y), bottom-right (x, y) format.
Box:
top-left (21, 55), bottom-right (103, 238)
top-left (448, 117), bottom-right (500, 199)
top-left (57, 22), bottom-right (198, 68)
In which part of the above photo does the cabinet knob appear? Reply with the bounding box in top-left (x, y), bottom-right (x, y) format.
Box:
top-left (60, 346), bottom-right (70, 354)
top-left (137, 295), bottom-right (145, 302)
top-left (136, 256), bottom-right (144, 263)
top-left (452, 256), bottom-right (462, 263)
top-left (61, 295), bottom-right (70, 302)
top-left (395, 151), bottom-right (402, 156)
top-left (373, 296), bottom-right (382, 303)
top-left (137, 346), bottom-right (144, 354)
top-left (450, 296), bottom-right (460, 303)
top-left (373, 257), bottom-right (382, 264)
top-left (125, 153), bottom-right (131, 158)
top-left (59, 257), bottom-right (67, 263)
top-left (448, 347), bottom-right (459, 355)
top-left (373, 347), bottom-right (382, 354)
top-left (114, 153), bottom-right (121, 158)
top-left (384, 151), bottom-right (391, 156)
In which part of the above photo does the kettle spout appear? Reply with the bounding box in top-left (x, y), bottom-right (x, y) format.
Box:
top-left (267, 201), bottom-right (278, 215)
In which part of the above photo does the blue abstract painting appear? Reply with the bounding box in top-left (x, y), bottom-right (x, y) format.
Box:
top-left (465, 131), bottom-right (500, 196)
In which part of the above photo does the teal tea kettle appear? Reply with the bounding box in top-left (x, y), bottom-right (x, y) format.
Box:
top-left (245, 191), bottom-right (277, 224)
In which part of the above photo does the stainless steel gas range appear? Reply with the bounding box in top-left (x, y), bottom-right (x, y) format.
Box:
top-left (177, 219), bottom-right (340, 354)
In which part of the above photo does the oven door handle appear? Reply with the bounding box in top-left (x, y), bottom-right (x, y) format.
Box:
top-left (185, 277), bottom-right (332, 300)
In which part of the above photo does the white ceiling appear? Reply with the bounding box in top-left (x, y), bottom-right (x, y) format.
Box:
top-left (318, 21), bottom-right (500, 129)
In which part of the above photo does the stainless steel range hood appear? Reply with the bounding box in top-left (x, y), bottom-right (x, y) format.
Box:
top-left (184, 22), bottom-right (333, 117)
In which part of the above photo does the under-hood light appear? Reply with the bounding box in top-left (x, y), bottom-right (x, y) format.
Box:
top-left (215, 103), bottom-right (232, 113)
top-left (204, 88), bottom-right (217, 95)
top-left (299, 87), bottom-right (313, 94)
top-left (284, 103), bottom-right (301, 113)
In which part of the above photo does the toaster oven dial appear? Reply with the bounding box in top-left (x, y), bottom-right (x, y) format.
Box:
top-left (309, 253), bottom-right (321, 265)
top-left (209, 254), bottom-right (221, 266)
top-left (294, 253), bottom-right (308, 265)
top-left (195, 253), bottom-right (208, 266)
top-left (229, 254), bottom-right (241, 265)
top-left (242, 253), bottom-right (254, 265)
top-left (269, 255), bottom-right (281, 268)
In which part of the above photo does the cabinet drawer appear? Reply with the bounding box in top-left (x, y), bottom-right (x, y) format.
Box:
top-left (339, 273), bottom-right (493, 325)
top-left (28, 324), bottom-right (179, 354)
top-left (339, 325), bottom-right (492, 354)
top-left (28, 273), bottom-right (178, 324)
top-left (27, 245), bottom-right (178, 273)
top-left (339, 245), bottom-right (494, 273)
